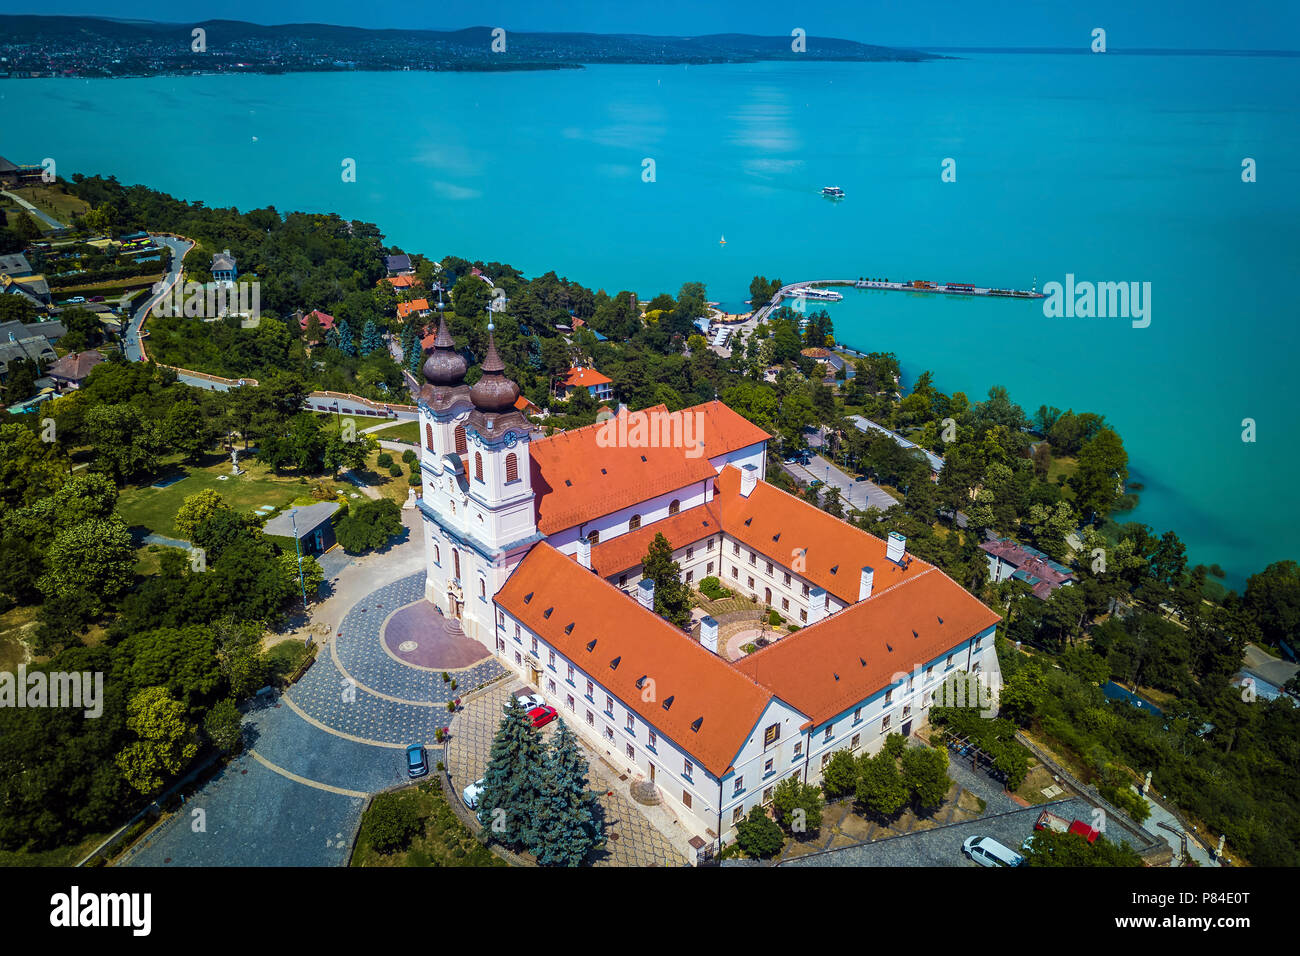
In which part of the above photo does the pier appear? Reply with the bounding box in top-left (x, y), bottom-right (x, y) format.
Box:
top-left (753, 276), bottom-right (1044, 322)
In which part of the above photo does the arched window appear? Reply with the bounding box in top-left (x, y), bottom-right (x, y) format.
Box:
top-left (588, 529), bottom-right (600, 545)
top-left (433, 544), bottom-right (440, 565)
top-left (505, 452), bottom-right (519, 483)
top-left (668, 499), bottom-right (680, 516)
top-left (480, 579), bottom-right (486, 599)
top-left (474, 452), bottom-right (484, 482)
top-left (629, 514), bottom-right (641, 531)
top-left (454, 426), bottom-right (467, 455)
top-left (425, 422), bottom-right (434, 451)
top-left (453, 550), bottom-right (461, 580)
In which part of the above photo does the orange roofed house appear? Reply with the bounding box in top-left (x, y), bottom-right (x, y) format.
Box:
top-left (409, 315), bottom-right (1001, 863)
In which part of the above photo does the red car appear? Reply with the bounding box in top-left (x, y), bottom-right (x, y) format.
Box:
top-left (527, 705), bottom-right (558, 729)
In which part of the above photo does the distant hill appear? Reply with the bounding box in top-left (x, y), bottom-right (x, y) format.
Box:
top-left (0, 16), bottom-right (939, 77)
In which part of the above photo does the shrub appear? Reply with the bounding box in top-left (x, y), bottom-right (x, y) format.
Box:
top-left (376, 452), bottom-right (394, 468)
top-left (388, 463), bottom-right (403, 477)
top-left (768, 609), bottom-right (783, 626)
top-left (734, 806), bottom-right (784, 858)
top-left (402, 449), bottom-right (417, 464)
top-left (698, 576), bottom-right (730, 600)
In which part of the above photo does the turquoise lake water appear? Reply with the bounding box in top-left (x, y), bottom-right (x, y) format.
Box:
top-left (3, 54), bottom-right (1297, 586)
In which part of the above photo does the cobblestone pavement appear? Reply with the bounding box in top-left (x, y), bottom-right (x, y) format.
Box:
top-left (328, 571), bottom-right (503, 705)
top-left (447, 682), bottom-right (687, 867)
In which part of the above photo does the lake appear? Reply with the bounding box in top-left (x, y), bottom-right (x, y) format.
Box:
top-left (4, 52), bottom-right (1297, 586)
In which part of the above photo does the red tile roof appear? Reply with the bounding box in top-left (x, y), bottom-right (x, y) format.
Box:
top-left (734, 567), bottom-right (1002, 726)
top-left (384, 275), bottom-right (422, 289)
top-left (713, 465), bottom-right (929, 604)
top-left (299, 309), bottom-right (334, 331)
top-left (397, 299), bottom-right (431, 319)
top-left (495, 542), bottom-right (773, 777)
top-left (529, 409), bottom-right (718, 535)
top-left (563, 366), bottom-right (612, 388)
top-left (590, 503), bottom-right (722, 577)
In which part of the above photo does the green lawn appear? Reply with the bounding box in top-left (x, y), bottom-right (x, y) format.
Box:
top-left (1047, 455), bottom-right (1078, 488)
top-left (264, 640), bottom-right (313, 682)
top-left (351, 783), bottom-right (507, 867)
top-left (115, 453), bottom-right (315, 539)
top-left (372, 419), bottom-right (420, 444)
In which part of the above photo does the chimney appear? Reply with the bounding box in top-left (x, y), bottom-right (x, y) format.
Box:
top-left (637, 577), bottom-right (655, 610)
top-left (887, 531), bottom-right (906, 565)
top-left (859, 566), bottom-right (875, 601)
top-left (808, 587), bottom-right (828, 624)
top-left (740, 463), bottom-right (758, 498)
top-left (577, 535), bottom-right (592, 570)
top-left (700, 615), bottom-right (719, 654)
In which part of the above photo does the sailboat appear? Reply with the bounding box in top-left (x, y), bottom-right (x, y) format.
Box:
top-left (719, 234), bottom-right (727, 245)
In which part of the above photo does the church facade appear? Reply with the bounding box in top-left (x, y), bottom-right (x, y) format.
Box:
top-left (411, 318), bottom-right (1002, 861)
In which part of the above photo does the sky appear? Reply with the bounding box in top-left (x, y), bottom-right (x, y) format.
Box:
top-left (8, 0), bottom-right (1300, 51)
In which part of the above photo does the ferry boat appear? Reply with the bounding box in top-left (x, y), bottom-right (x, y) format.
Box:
top-left (821, 186), bottom-right (845, 199)
top-left (793, 286), bottom-right (844, 302)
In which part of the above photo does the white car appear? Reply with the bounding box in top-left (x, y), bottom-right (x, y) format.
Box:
top-left (503, 693), bottom-right (544, 714)
top-left (462, 778), bottom-right (485, 809)
top-left (962, 835), bottom-right (1025, 867)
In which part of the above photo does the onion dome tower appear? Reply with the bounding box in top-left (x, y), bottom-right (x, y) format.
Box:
top-left (418, 314), bottom-right (471, 410)
top-left (466, 323), bottom-right (528, 436)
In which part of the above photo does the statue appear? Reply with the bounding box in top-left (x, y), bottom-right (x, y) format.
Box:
top-left (230, 446), bottom-right (243, 476)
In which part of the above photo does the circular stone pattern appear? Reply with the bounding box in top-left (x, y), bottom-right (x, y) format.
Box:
top-left (383, 601), bottom-right (493, 670)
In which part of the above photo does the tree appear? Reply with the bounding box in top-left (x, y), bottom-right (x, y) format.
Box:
top-left (901, 744), bottom-right (951, 813)
top-left (360, 318), bottom-right (383, 355)
top-left (280, 551), bottom-right (324, 603)
top-left (202, 698), bottom-right (244, 752)
top-left (335, 498), bottom-right (402, 553)
top-left (640, 532), bottom-right (691, 628)
top-left (162, 400), bottom-right (214, 462)
top-left (0, 421), bottom-right (66, 515)
top-left (85, 403), bottom-right (162, 483)
top-left (820, 749), bottom-right (859, 799)
top-left (3, 357), bottom-right (39, 402)
top-left (770, 775), bottom-right (823, 836)
top-left (855, 749), bottom-right (909, 818)
top-left (334, 318), bottom-right (357, 357)
top-left (478, 698), bottom-right (547, 852)
top-left (174, 489), bottom-right (228, 541)
top-left (1243, 561), bottom-right (1300, 649)
top-left (533, 721), bottom-right (605, 866)
top-left (1071, 426), bottom-right (1127, 522)
top-left (115, 687), bottom-right (199, 796)
top-left (733, 805), bottom-right (784, 858)
top-left (38, 516), bottom-right (135, 614)
top-left (1024, 829), bottom-right (1143, 867)
top-left (367, 794), bottom-right (422, 854)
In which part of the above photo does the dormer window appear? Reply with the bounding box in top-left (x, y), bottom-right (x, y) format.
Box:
top-left (628, 514), bottom-right (641, 530)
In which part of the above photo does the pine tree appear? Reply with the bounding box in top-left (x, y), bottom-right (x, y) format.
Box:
top-left (477, 698), bottom-right (546, 852)
top-left (641, 532), bottom-right (691, 628)
top-left (325, 326), bottom-right (340, 351)
top-left (533, 720), bottom-right (605, 865)
top-left (361, 319), bottom-right (383, 355)
top-left (335, 319), bottom-right (357, 357)
top-left (407, 337), bottom-right (425, 375)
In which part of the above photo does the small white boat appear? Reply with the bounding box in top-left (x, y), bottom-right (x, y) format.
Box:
top-left (821, 185), bottom-right (845, 199)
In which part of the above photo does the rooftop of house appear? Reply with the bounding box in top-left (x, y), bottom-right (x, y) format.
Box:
top-left (713, 465), bottom-right (929, 604)
top-left (0, 319), bottom-right (64, 343)
top-left (299, 309), bottom-right (335, 331)
top-left (0, 253), bottom-right (32, 276)
top-left (211, 249), bottom-right (237, 271)
top-left (384, 254), bottom-right (413, 273)
top-left (562, 366), bottom-right (612, 388)
top-left (397, 298), bottom-right (431, 318)
top-left (46, 349), bottom-right (104, 382)
top-left (527, 401), bottom-right (769, 535)
top-left (981, 536), bottom-right (1074, 598)
top-left (496, 541), bottom-right (775, 778)
top-left (589, 502), bottom-right (722, 578)
top-left (262, 501), bottom-right (341, 539)
top-left (733, 566), bottom-right (1002, 727)
top-left (384, 274), bottom-right (422, 289)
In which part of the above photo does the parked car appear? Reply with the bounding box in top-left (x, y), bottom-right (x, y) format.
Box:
top-left (854, 475), bottom-right (869, 482)
top-left (405, 743), bottom-right (428, 778)
top-left (808, 479), bottom-right (823, 489)
top-left (66, 296), bottom-right (86, 304)
top-left (88, 295), bottom-right (105, 303)
top-left (962, 835), bottom-right (1025, 867)
top-left (463, 778), bottom-right (485, 809)
top-left (504, 692), bottom-right (544, 714)
top-left (527, 705), bottom-right (558, 729)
